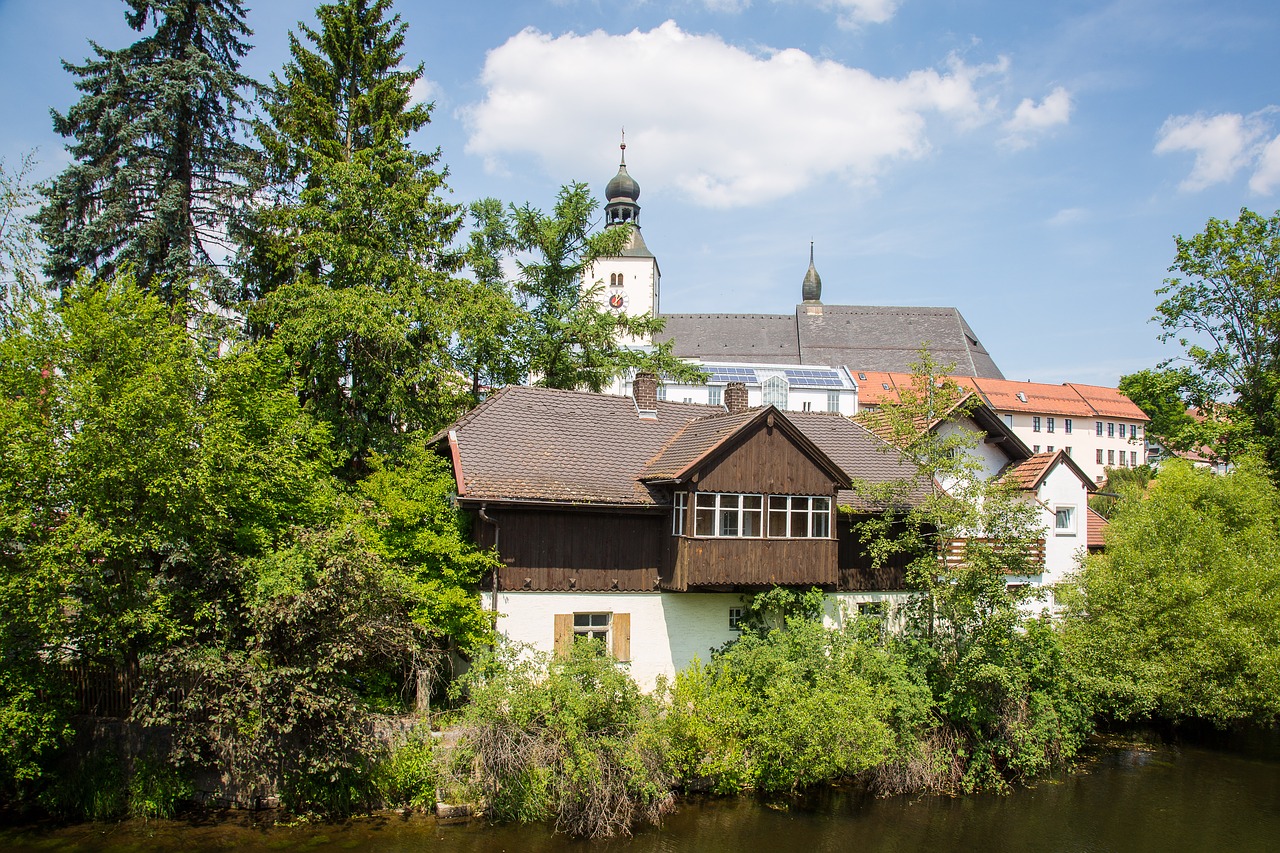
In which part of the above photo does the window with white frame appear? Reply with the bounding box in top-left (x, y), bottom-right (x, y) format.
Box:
top-left (708, 386), bottom-right (723, 407)
top-left (1033, 444), bottom-right (1040, 453)
top-left (694, 492), bottom-right (763, 537)
top-left (1108, 449), bottom-right (1115, 465)
top-left (1107, 422), bottom-right (1115, 437)
top-left (762, 376), bottom-right (788, 408)
top-left (1054, 505), bottom-right (1077, 535)
top-left (1130, 424), bottom-right (1137, 439)
top-left (672, 491), bottom-right (687, 535)
top-left (1096, 449), bottom-right (1104, 464)
top-left (1065, 418), bottom-right (1073, 434)
top-left (802, 400), bottom-right (813, 412)
top-left (573, 613), bottom-right (611, 643)
top-left (767, 495), bottom-right (831, 538)
top-left (656, 384), bottom-right (667, 401)
top-left (1033, 416), bottom-right (1041, 432)
top-left (1096, 421), bottom-right (1103, 436)
top-left (827, 391), bottom-right (840, 413)
top-left (1131, 450), bottom-right (1138, 466)
top-left (1047, 417), bottom-right (1055, 433)
top-left (1004, 414), bottom-right (1014, 428)
top-left (1047, 446), bottom-right (1054, 452)
top-left (728, 607), bottom-right (744, 630)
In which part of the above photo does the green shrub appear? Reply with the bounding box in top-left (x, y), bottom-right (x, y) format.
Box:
top-left (128, 755), bottom-right (193, 819)
top-left (663, 617), bottom-right (932, 794)
top-left (450, 642), bottom-right (673, 838)
top-left (375, 728), bottom-right (439, 810)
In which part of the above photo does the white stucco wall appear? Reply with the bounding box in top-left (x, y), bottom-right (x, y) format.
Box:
top-left (484, 591), bottom-right (742, 691)
top-left (483, 590), bottom-right (914, 690)
top-left (1032, 462), bottom-right (1090, 585)
top-left (1000, 411), bottom-right (1144, 484)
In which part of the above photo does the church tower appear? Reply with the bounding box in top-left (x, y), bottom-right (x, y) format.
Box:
top-left (585, 137), bottom-right (661, 348)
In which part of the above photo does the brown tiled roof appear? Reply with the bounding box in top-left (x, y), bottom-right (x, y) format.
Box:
top-left (435, 386), bottom-right (721, 505)
top-left (436, 387), bottom-right (929, 510)
top-left (1002, 451), bottom-right (1058, 490)
top-left (973, 377), bottom-right (1097, 417)
top-left (640, 409), bottom-right (760, 481)
top-left (1086, 507), bottom-right (1108, 550)
top-left (1064, 383), bottom-right (1149, 420)
top-left (784, 411), bottom-right (931, 509)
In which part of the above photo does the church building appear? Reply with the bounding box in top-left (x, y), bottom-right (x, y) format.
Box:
top-left (585, 143), bottom-right (1006, 379)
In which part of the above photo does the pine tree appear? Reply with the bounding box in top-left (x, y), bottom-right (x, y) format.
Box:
top-left (36, 0), bottom-right (257, 311)
top-left (240, 0), bottom-right (464, 476)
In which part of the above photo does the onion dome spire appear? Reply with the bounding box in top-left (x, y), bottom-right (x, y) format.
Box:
top-left (605, 131), bottom-right (641, 228)
top-left (802, 242), bottom-right (822, 303)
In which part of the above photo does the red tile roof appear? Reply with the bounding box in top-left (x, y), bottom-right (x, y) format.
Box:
top-left (1086, 507), bottom-right (1108, 550)
top-left (1001, 452), bottom-right (1059, 490)
top-left (854, 372), bottom-right (1149, 422)
top-left (1000, 449), bottom-right (1097, 492)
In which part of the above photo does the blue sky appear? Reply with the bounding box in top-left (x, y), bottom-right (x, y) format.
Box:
top-left (2, 0), bottom-right (1278, 386)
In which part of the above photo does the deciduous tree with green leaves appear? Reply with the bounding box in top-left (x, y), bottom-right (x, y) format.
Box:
top-left (36, 0), bottom-right (258, 310)
top-left (853, 351), bottom-right (1091, 792)
top-left (1060, 458), bottom-right (1280, 725)
top-left (1154, 207), bottom-right (1280, 472)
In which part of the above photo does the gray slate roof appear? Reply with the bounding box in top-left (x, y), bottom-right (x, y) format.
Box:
top-left (657, 304), bottom-right (1004, 379)
top-left (436, 386), bottom-right (928, 510)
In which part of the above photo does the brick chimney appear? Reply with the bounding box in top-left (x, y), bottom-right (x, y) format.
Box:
top-left (633, 372), bottom-right (658, 419)
top-left (725, 381), bottom-right (748, 414)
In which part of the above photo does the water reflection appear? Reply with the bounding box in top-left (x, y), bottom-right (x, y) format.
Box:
top-left (4, 738), bottom-right (1279, 853)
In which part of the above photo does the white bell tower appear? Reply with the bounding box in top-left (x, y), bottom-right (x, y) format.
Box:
top-left (584, 137), bottom-right (660, 348)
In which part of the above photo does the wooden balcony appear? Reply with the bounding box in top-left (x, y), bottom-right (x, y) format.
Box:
top-left (663, 536), bottom-right (838, 591)
top-left (940, 537), bottom-right (1045, 572)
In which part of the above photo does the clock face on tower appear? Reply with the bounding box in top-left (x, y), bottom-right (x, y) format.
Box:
top-left (608, 291), bottom-right (629, 311)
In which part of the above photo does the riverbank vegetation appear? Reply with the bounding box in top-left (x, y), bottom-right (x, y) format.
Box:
top-left (4, 0), bottom-right (1280, 841)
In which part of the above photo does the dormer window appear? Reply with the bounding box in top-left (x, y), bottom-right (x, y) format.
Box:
top-left (763, 376), bottom-right (788, 408)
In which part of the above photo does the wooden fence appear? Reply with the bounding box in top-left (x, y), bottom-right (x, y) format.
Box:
top-left (53, 662), bottom-right (137, 718)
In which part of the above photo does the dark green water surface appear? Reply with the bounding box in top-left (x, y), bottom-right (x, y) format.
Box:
top-left (5, 737), bottom-right (1279, 852)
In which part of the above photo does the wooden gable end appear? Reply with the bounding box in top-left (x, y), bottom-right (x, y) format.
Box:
top-left (693, 417), bottom-right (844, 496)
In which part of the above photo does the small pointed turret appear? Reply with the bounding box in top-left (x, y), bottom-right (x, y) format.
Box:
top-left (802, 242), bottom-right (822, 303)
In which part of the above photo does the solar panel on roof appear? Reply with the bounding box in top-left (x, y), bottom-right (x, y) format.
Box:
top-left (706, 366), bottom-right (758, 383)
top-left (783, 368), bottom-right (844, 387)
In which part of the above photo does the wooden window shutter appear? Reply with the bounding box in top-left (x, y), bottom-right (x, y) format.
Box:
top-left (553, 614), bottom-right (573, 656)
top-left (612, 612), bottom-right (631, 662)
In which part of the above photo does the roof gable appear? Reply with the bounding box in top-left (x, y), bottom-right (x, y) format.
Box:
top-left (1001, 450), bottom-right (1097, 492)
top-left (641, 406), bottom-right (852, 489)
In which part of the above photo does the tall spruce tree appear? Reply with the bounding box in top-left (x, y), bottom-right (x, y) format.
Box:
top-left (240, 0), bottom-right (464, 476)
top-left (36, 1), bottom-right (257, 311)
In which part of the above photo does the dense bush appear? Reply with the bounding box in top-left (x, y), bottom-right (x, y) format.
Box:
top-left (1061, 459), bottom-right (1280, 725)
top-left (449, 642), bottom-right (674, 838)
top-left (374, 727), bottom-right (441, 811)
top-left (663, 617), bottom-right (930, 793)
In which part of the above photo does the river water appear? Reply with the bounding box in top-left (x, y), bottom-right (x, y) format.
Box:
top-left (5, 735), bottom-right (1279, 852)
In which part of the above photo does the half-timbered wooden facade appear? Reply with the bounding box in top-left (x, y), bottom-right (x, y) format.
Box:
top-left (431, 379), bottom-right (929, 688)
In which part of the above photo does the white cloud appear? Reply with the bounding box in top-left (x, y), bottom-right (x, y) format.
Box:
top-left (1047, 207), bottom-right (1086, 226)
top-left (808, 0), bottom-right (901, 28)
top-left (1154, 112), bottom-right (1265, 192)
top-left (408, 76), bottom-right (438, 107)
top-left (1001, 86), bottom-right (1071, 149)
top-left (699, 0), bottom-right (900, 27)
top-left (462, 22), bottom-right (1003, 208)
top-left (1248, 134), bottom-right (1280, 195)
